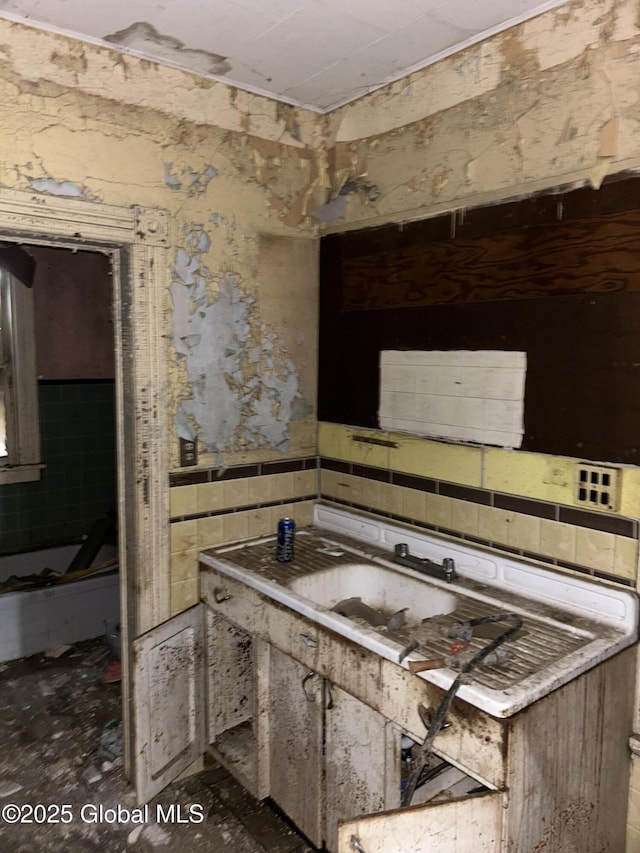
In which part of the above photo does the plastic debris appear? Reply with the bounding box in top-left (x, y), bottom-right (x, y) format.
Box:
top-left (101, 757), bottom-right (123, 773)
top-left (447, 622), bottom-right (474, 644)
top-left (0, 781), bottom-right (23, 797)
top-left (99, 719), bottom-right (123, 760)
top-left (81, 765), bottom-right (102, 785)
top-left (316, 545), bottom-right (345, 557)
top-left (128, 825), bottom-right (144, 845)
top-left (386, 608), bottom-right (409, 632)
top-left (103, 660), bottom-right (122, 684)
top-left (45, 644), bottom-right (73, 659)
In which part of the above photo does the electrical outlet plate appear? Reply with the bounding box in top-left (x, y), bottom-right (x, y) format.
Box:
top-left (179, 437), bottom-right (197, 467)
top-left (576, 463), bottom-right (619, 512)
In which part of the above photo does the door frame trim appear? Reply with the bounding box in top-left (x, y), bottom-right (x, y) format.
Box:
top-left (0, 188), bottom-right (171, 777)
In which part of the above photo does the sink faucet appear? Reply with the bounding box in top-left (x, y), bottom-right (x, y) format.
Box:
top-left (393, 543), bottom-right (457, 584)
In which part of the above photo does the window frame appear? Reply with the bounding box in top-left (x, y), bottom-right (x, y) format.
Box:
top-left (0, 263), bottom-right (43, 484)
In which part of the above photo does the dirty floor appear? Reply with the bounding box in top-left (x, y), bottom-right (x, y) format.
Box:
top-left (0, 638), bottom-right (314, 853)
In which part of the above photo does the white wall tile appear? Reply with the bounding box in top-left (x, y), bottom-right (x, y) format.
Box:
top-left (379, 350), bottom-right (526, 448)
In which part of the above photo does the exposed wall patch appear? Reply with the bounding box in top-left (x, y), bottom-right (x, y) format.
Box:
top-left (163, 163), bottom-right (182, 190)
top-left (49, 46), bottom-right (88, 75)
top-left (162, 162), bottom-right (218, 195)
top-left (171, 225), bottom-right (311, 457)
top-left (28, 178), bottom-right (88, 198)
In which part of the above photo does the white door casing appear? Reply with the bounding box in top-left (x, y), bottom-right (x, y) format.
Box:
top-left (0, 188), bottom-right (171, 787)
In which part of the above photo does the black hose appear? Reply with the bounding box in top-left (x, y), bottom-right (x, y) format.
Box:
top-left (400, 612), bottom-right (523, 808)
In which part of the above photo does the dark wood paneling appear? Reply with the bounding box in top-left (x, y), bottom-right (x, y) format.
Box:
top-left (319, 175), bottom-right (640, 464)
top-left (319, 291), bottom-right (640, 463)
top-left (340, 210), bottom-right (640, 311)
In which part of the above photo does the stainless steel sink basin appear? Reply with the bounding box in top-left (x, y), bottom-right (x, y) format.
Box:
top-left (287, 562), bottom-right (457, 628)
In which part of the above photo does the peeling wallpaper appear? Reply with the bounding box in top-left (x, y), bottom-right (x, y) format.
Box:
top-left (0, 17), bottom-right (321, 470)
top-left (1, 0), bottom-right (640, 473)
top-left (5, 4), bottom-right (640, 834)
top-left (322, 0), bottom-right (640, 232)
top-left (171, 248), bottom-right (313, 457)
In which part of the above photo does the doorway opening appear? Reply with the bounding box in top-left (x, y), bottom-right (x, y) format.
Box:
top-left (0, 245), bottom-right (120, 670)
top-left (0, 187), bottom-right (172, 792)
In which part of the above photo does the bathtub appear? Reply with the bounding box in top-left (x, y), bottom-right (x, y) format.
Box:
top-left (0, 544), bottom-right (120, 663)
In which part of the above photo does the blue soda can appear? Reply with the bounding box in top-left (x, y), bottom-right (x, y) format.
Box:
top-left (277, 518), bottom-right (295, 562)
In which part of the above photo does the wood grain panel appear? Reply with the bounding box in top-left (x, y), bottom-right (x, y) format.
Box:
top-left (319, 175), bottom-right (640, 463)
top-left (31, 246), bottom-right (114, 379)
top-left (341, 210), bottom-right (640, 311)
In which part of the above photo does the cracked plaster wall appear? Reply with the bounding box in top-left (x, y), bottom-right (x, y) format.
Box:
top-left (319, 0), bottom-right (640, 233)
top-left (1, 0), bottom-right (639, 470)
top-left (0, 17), bottom-right (322, 470)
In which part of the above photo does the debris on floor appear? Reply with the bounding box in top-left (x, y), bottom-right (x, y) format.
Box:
top-left (0, 638), bottom-right (312, 853)
top-left (99, 720), bottom-right (123, 761)
top-left (45, 645), bottom-right (73, 660)
top-left (103, 660), bottom-right (122, 684)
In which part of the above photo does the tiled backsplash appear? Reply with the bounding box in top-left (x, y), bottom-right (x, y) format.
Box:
top-left (169, 424), bottom-right (640, 615)
top-left (169, 457), bottom-right (317, 614)
top-left (317, 423), bottom-right (639, 588)
top-left (0, 381), bottom-right (117, 555)
top-left (319, 459), bottom-right (637, 584)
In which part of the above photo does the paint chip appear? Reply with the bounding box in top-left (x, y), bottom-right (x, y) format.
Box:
top-left (29, 178), bottom-right (86, 198)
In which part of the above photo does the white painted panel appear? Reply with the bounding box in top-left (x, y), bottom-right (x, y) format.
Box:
top-left (379, 350), bottom-right (526, 448)
top-left (133, 606), bottom-right (204, 804)
top-left (325, 687), bottom-right (398, 852)
top-left (338, 791), bottom-right (504, 852)
top-left (0, 572), bottom-right (119, 663)
top-left (268, 647), bottom-right (323, 847)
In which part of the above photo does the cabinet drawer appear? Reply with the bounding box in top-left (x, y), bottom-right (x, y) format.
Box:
top-left (379, 660), bottom-right (506, 789)
top-left (200, 564), bottom-right (267, 635)
top-left (265, 603), bottom-right (328, 671)
top-left (320, 631), bottom-right (384, 710)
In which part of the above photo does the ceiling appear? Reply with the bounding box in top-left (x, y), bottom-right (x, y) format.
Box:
top-left (0, 0), bottom-right (571, 112)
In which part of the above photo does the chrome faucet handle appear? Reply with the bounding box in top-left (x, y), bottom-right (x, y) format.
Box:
top-left (442, 557), bottom-right (456, 582)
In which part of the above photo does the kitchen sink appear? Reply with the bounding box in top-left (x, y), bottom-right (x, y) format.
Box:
top-left (287, 562), bottom-right (457, 628)
top-left (201, 510), bottom-right (638, 716)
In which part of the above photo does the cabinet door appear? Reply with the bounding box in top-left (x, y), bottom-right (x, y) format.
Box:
top-left (206, 608), bottom-right (270, 797)
top-left (337, 790), bottom-right (504, 853)
top-left (324, 685), bottom-right (399, 853)
top-left (132, 605), bottom-right (204, 805)
top-left (268, 646), bottom-right (324, 847)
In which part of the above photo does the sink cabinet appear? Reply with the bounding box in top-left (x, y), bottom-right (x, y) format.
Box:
top-left (268, 645), bottom-right (399, 850)
top-left (132, 558), bottom-right (635, 852)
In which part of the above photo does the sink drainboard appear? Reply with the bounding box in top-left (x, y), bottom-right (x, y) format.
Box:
top-left (388, 598), bottom-right (592, 691)
top-left (214, 531), bottom-right (595, 691)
